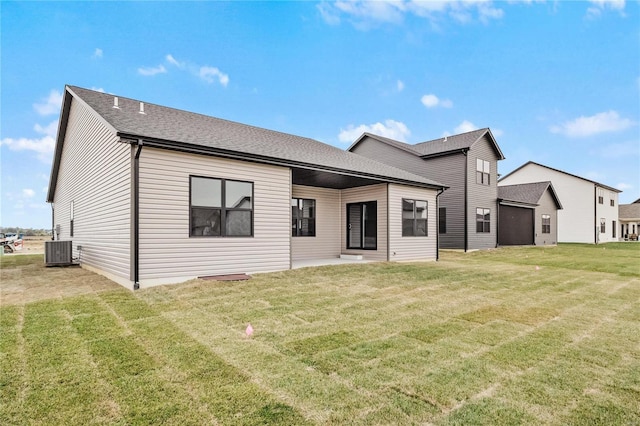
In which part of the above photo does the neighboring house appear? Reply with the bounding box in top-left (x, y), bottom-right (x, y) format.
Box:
top-left (497, 182), bottom-right (563, 246)
top-left (348, 129), bottom-right (505, 251)
top-left (499, 161), bottom-right (621, 244)
top-left (47, 86), bottom-right (447, 290)
top-left (619, 199), bottom-right (640, 240)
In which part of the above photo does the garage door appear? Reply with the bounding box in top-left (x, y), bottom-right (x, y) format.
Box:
top-left (499, 205), bottom-right (534, 245)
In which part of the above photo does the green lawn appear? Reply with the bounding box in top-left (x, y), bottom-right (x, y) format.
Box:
top-left (1, 243), bottom-right (639, 425)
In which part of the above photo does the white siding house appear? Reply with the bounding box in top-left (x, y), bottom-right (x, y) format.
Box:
top-left (499, 162), bottom-right (621, 244)
top-left (47, 86), bottom-right (448, 290)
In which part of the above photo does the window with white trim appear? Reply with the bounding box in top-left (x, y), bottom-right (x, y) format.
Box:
top-left (541, 214), bottom-right (550, 234)
top-left (476, 208), bottom-right (490, 233)
top-left (476, 159), bottom-right (490, 185)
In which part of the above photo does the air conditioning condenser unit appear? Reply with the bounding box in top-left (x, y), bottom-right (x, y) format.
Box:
top-left (45, 240), bottom-right (73, 266)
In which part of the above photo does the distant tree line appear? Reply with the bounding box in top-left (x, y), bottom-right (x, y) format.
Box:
top-left (0, 227), bottom-right (52, 237)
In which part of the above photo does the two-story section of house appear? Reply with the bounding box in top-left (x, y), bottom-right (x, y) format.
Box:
top-left (499, 161), bottom-right (621, 244)
top-left (348, 128), bottom-right (505, 251)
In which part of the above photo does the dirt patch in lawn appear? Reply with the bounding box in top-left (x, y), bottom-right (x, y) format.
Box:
top-left (1, 254), bottom-right (119, 306)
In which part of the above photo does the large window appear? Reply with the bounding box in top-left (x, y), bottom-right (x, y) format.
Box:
top-left (476, 159), bottom-right (490, 185)
top-left (190, 176), bottom-right (253, 237)
top-left (292, 198), bottom-right (316, 237)
top-left (541, 214), bottom-right (551, 234)
top-left (439, 207), bottom-right (446, 234)
top-left (612, 220), bottom-right (616, 238)
top-left (402, 199), bottom-right (428, 236)
top-left (476, 208), bottom-right (490, 233)
top-left (600, 218), bottom-right (606, 234)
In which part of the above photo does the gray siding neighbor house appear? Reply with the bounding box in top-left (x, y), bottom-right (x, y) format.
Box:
top-left (348, 129), bottom-right (505, 251)
top-left (47, 86), bottom-right (447, 290)
top-left (497, 182), bottom-right (563, 246)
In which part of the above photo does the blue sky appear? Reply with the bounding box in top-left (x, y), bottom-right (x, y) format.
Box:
top-left (2, 0), bottom-right (639, 229)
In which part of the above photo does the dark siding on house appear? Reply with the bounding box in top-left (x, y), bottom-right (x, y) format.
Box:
top-left (415, 154), bottom-right (466, 249)
top-left (352, 137), bottom-right (466, 249)
top-left (351, 136), bottom-right (430, 177)
top-left (467, 135), bottom-right (500, 249)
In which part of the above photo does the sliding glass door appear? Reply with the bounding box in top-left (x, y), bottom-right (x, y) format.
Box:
top-left (347, 201), bottom-right (377, 250)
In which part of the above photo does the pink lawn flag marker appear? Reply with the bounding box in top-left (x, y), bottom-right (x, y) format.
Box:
top-left (535, 266), bottom-right (540, 271)
top-left (245, 323), bottom-right (254, 337)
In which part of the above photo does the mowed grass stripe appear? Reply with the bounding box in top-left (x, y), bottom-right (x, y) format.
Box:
top-left (64, 292), bottom-right (310, 425)
top-left (0, 305), bottom-right (26, 424)
top-left (2, 243), bottom-right (638, 425)
top-left (18, 300), bottom-right (121, 425)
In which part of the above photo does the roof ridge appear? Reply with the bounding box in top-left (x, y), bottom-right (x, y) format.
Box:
top-left (415, 127), bottom-right (489, 146)
top-left (68, 85), bottom-right (323, 145)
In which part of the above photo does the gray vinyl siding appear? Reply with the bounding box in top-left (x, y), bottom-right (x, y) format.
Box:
top-left (467, 136), bottom-right (500, 250)
top-left (138, 148), bottom-right (291, 286)
top-left (417, 154), bottom-right (466, 249)
top-left (535, 189), bottom-right (559, 246)
top-left (352, 136), bottom-right (466, 249)
top-left (291, 185), bottom-right (341, 260)
top-left (52, 98), bottom-right (131, 285)
top-left (341, 184), bottom-right (388, 261)
top-left (388, 184), bottom-right (437, 261)
top-left (351, 136), bottom-right (431, 177)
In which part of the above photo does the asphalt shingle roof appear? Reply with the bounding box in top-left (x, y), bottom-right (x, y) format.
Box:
top-left (68, 86), bottom-right (445, 188)
top-left (620, 203), bottom-right (640, 220)
top-left (498, 181), bottom-right (562, 208)
top-left (412, 128), bottom-right (493, 157)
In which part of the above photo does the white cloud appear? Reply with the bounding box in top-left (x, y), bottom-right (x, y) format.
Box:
top-left (491, 128), bottom-right (504, 137)
top-left (587, 0), bottom-right (625, 18)
top-left (455, 120), bottom-right (478, 134)
top-left (320, 0), bottom-right (505, 29)
top-left (421, 93), bottom-right (453, 108)
top-left (22, 189), bottom-right (35, 198)
top-left (90, 87), bottom-right (106, 93)
top-left (397, 80), bottom-right (405, 92)
top-left (199, 66), bottom-right (229, 86)
top-left (92, 48), bottom-right (103, 59)
top-left (33, 90), bottom-right (63, 116)
top-left (616, 182), bottom-right (633, 191)
top-left (34, 120), bottom-right (58, 137)
top-left (338, 119), bottom-right (410, 143)
top-left (1, 119), bottom-right (57, 162)
top-left (0, 135), bottom-right (55, 160)
top-left (137, 64), bottom-right (167, 76)
top-left (550, 110), bottom-right (635, 138)
top-left (140, 54), bottom-right (230, 87)
top-left (166, 54), bottom-right (186, 69)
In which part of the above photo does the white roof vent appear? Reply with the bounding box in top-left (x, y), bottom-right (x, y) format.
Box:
top-left (113, 97), bottom-right (120, 109)
top-left (139, 102), bottom-right (145, 114)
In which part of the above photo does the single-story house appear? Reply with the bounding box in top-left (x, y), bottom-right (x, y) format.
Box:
top-left (619, 199), bottom-right (640, 240)
top-left (47, 86), bottom-right (448, 290)
top-left (497, 182), bottom-right (563, 246)
top-left (499, 161), bottom-right (621, 244)
top-left (348, 128), bottom-right (505, 251)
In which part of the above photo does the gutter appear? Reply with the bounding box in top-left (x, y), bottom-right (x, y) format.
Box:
top-left (463, 149), bottom-right (468, 252)
top-left (118, 134), bottom-right (447, 192)
top-left (436, 187), bottom-right (445, 260)
top-left (133, 140), bottom-right (143, 290)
